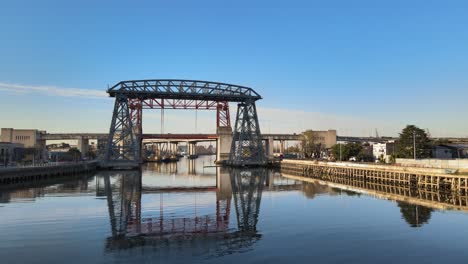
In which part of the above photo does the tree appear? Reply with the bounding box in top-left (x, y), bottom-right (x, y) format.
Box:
top-left (331, 143), bottom-right (363, 161)
top-left (300, 130), bottom-right (323, 158)
top-left (20, 147), bottom-right (37, 163)
top-left (67, 148), bottom-right (82, 162)
top-left (86, 149), bottom-right (97, 160)
top-left (357, 152), bottom-right (374, 162)
top-left (396, 125), bottom-right (432, 159)
top-left (285, 144), bottom-right (300, 153)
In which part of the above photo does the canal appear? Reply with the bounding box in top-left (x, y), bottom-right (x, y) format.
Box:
top-left (1, 156), bottom-right (468, 263)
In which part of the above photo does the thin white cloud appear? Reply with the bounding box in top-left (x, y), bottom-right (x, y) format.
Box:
top-left (0, 82), bottom-right (108, 98)
top-left (0, 82), bottom-right (465, 137)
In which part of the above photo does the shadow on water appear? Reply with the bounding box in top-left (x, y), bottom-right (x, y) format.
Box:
top-left (102, 167), bottom-right (268, 257)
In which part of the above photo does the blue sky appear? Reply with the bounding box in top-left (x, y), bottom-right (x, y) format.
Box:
top-left (1, 0), bottom-right (468, 137)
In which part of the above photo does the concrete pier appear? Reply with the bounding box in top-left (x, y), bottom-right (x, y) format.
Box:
top-left (0, 161), bottom-right (98, 186)
top-left (216, 126), bottom-right (232, 164)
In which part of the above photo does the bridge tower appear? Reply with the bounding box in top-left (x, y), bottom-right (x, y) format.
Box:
top-left (104, 94), bottom-right (139, 165)
top-left (228, 100), bottom-right (266, 166)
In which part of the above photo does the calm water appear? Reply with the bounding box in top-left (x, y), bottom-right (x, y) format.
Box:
top-left (1, 156), bottom-right (468, 264)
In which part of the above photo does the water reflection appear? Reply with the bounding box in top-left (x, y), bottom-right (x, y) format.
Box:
top-left (397, 202), bottom-right (433, 228)
top-left (282, 172), bottom-right (468, 226)
top-left (0, 174), bottom-right (93, 203)
top-left (102, 168), bottom-right (268, 256)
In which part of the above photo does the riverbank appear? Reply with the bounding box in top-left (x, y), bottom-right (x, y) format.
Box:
top-left (0, 161), bottom-right (98, 186)
top-left (280, 159), bottom-right (468, 194)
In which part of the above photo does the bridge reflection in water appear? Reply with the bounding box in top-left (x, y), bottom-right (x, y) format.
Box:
top-left (96, 166), bottom-right (457, 255)
top-left (100, 168), bottom-right (274, 255)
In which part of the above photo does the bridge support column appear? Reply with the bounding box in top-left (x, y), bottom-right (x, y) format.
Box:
top-left (188, 142), bottom-right (198, 159)
top-left (216, 126), bottom-right (232, 164)
top-left (103, 94), bottom-right (139, 169)
top-left (266, 137), bottom-right (274, 158)
top-left (170, 142), bottom-right (178, 155)
top-left (77, 137), bottom-right (89, 158)
top-left (228, 100), bottom-right (266, 166)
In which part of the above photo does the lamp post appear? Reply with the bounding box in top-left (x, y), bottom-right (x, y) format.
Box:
top-left (413, 130), bottom-right (417, 160)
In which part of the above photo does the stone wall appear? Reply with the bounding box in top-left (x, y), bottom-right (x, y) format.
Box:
top-left (396, 158), bottom-right (468, 172)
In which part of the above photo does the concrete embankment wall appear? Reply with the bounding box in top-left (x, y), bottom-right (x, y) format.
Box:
top-left (396, 159), bottom-right (468, 173)
top-left (280, 159), bottom-right (468, 194)
top-left (0, 162), bottom-right (98, 186)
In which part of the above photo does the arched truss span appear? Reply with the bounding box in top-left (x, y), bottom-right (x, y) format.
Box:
top-left (108, 79), bottom-right (262, 102)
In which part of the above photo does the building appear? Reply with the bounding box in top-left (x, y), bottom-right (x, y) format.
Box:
top-left (1, 128), bottom-right (47, 162)
top-left (373, 142), bottom-right (395, 163)
top-left (309, 130), bottom-right (337, 149)
top-left (432, 144), bottom-right (468, 159)
top-left (1, 128), bottom-right (46, 148)
top-left (432, 145), bottom-right (454, 159)
top-left (0, 142), bottom-right (24, 166)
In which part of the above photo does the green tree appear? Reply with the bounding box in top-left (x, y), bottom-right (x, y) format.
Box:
top-left (300, 130), bottom-right (323, 158)
top-left (357, 152), bottom-right (374, 162)
top-left (396, 125), bottom-right (432, 159)
top-left (67, 148), bottom-right (82, 162)
top-left (331, 143), bottom-right (363, 161)
top-left (285, 144), bottom-right (300, 153)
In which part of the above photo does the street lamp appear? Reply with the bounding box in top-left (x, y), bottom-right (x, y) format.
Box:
top-left (413, 130), bottom-right (417, 160)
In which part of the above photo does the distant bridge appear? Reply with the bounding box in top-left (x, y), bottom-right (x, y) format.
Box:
top-left (42, 133), bottom-right (302, 141)
top-left (42, 132), bottom-right (396, 143)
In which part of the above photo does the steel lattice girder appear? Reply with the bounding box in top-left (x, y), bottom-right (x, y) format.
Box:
top-left (229, 100), bottom-right (266, 165)
top-left (105, 95), bottom-right (139, 162)
top-left (107, 79), bottom-right (262, 102)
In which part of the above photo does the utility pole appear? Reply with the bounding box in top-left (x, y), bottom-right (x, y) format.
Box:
top-left (413, 130), bottom-right (417, 160)
top-left (339, 143), bottom-right (342, 162)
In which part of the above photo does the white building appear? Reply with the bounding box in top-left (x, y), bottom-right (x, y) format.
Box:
top-left (373, 142), bottom-right (395, 163)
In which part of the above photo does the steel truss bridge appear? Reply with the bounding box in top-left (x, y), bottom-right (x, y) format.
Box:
top-left (104, 79), bottom-right (266, 167)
